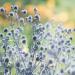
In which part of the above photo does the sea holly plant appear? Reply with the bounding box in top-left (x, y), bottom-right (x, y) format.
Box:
top-left (0, 5), bottom-right (75, 75)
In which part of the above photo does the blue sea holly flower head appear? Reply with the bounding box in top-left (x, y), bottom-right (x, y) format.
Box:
top-left (0, 4), bottom-right (75, 75)
top-left (14, 5), bottom-right (18, 10)
top-left (27, 15), bottom-right (33, 23)
top-left (11, 5), bottom-right (19, 12)
top-left (19, 17), bottom-right (25, 24)
top-left (9, 11), bottom-right (15, 18)
top-left (21, 9), bottom-right (27, 15)
top-left (34, 14), bottom-right (40, 21)
top-left (0, 7), bottom-right (6, 13)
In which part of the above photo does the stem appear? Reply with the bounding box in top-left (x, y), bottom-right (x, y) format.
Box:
top-left (11, 30), bottom-right (26, 69)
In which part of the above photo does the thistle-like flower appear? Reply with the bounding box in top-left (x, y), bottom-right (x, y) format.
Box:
top-left (0, 7), bottom-right (5, 13)
top-left (21, 9), bottom-right (27, 15)
top-left (0, 4), bottom-right (75, 75)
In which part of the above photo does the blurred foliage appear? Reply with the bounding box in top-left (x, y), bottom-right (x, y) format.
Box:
top-left (55, 0), bottom-right (75, 12)
top-left (0, 0), bottom-right (47, 6)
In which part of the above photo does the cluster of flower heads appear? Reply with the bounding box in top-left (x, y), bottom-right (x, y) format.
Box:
top-left (0, 5), bottom-right (40, 24)
top-left (0, 5), bottom-right (75, 75)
